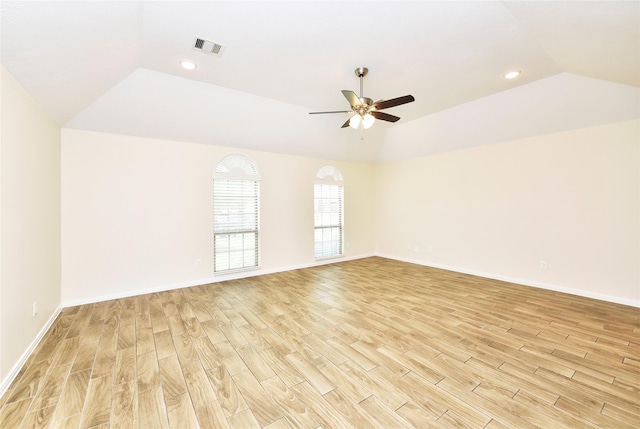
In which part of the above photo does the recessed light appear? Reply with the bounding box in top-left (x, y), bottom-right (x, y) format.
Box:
top-left (180, 60), bottom-right (197, 70)
top-left (504, 70), bottom-right (521, 79)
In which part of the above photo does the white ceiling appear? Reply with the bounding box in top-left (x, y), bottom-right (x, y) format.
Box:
top-left (1, 1), bottom-right (638, 163)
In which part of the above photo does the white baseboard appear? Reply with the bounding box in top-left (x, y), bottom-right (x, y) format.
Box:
top-left (0, 305), bottom-right (62, 397)
top-left (63, 252), bottom-right (638, 308)
top-left (376, 253), bottom-right (640, 308)
top-left (62, 253), bottom-right (376, 308)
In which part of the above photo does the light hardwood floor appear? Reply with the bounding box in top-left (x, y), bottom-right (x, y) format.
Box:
top-left (1, 257), bottom-right (639, 428)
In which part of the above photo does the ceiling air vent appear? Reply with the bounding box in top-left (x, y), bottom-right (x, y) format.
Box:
top-left (193, 37), bottom-right (225, 56)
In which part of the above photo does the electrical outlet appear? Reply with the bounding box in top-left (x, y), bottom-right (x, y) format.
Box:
top-left (196, 259), bottom-right (202, 268)
top-left (33, 301), bottom-right (37, 317)
top-left (414, 246), bottom-right (420, 253)
top-left (540, 261), bottom-right (548, 270)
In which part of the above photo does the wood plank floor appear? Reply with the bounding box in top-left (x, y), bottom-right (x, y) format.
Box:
top-left (1, 257), bottom-right (639, 428)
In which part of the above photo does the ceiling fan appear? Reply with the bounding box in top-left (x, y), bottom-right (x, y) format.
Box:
top-left (309, 67), bottom-right (415, 129)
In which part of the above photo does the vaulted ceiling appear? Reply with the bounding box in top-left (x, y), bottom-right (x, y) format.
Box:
top-left (1, 1), bottom-right (638, 163)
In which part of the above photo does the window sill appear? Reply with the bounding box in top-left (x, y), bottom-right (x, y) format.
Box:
top-left (315, 254), bottom-right (344, 262)
top-left (214, 266), bottom-right (260, 276)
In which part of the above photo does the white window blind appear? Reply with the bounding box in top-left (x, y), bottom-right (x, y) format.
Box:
top-left (213, 154), bottom-right (259, 273)
top-left (314, 165), bottom-right (344, 258)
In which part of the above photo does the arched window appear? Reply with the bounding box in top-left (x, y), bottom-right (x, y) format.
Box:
top-left (213, 154), bottom-right (260, 273)
top-left (314, 165), bottom-right (344, 259)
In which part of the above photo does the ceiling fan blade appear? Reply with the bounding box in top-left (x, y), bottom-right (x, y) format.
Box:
top-left (373, 95), bottom-right (415, 110)
top-left (342, 90), bottom-right (362, 108)
top-left (341, 118), bottom-right (351, 128)
top-left (371, 111), bottom-right (400, 123)
top-left (309, 110), bottom-right (351, 115)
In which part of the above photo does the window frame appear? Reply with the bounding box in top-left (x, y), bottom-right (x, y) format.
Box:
top-left (212, 154), bottom-right (260, 274)
top-left (314, 165), bottom-right (344, 260)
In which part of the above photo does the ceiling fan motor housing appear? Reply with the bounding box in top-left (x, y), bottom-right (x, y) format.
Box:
top-left (355, 67), bottom-right (369, 77)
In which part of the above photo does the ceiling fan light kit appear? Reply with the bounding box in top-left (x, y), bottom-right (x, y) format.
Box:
top-left (362, 113), bottom-right (375, 129)
top-left (309, 67), bottom-right (415, 129)
top-left (349, 114), bottom-right (361, 129)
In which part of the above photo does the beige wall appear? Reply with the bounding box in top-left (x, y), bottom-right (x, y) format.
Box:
top-left (61, 120), bottom-right (640, 307)
top-left (375, 119), bottom-right (639, 305)
top-left (61, 129), bottom-right (376, 304)
top-left (0, 65), bottom-right (61, 384)
top-left (61, 121), bottom-right (639, 306)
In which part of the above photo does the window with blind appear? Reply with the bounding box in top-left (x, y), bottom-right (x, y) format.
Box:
top-left (213, 154), bottom-right (260, 273)
top-left (314, 165), bottom-right (344, 259)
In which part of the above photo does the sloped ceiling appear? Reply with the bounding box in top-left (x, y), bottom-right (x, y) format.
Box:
top-left (1, 1), bottom-right (638, 163)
